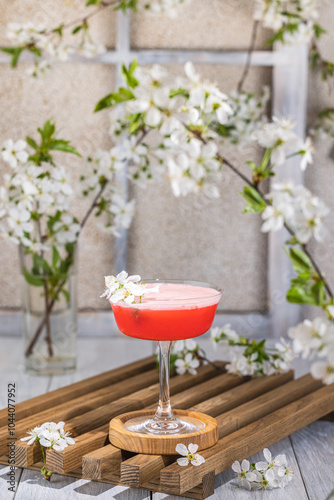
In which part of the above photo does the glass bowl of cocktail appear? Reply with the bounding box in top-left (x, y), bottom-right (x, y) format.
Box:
top-left (101, 273), bottom-right (222, 439)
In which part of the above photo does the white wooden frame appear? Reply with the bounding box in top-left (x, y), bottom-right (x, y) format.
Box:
top-left (0, 11), bottom-right (308, 338)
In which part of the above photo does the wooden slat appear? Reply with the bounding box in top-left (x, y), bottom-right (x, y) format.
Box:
top-left (121, 454), bottom-right (174, 487)
top-left (143, 471), bottom-right (216, 500)
top-left (62, 363), bottom-right (225, 436)
top-left (192, 370), bottom-right (294, 417)
top-left (14, 441), bottom-right (43, 467)
top-left (157, 372), bottom-right (246, 410)
top-left (46, 425), bottom-right (109, 473)
top-left (216, 373), bottom-right (323, 438)
top-left (82, 444), bottom-right (122, 480)
top-left (160, 383), bottom-right (334, 495)
top-left (0, 356), bottom-right (156, 428)
top-left (43, 363), bottom-right (224, 473)
top-left (7, 367), bottom-right (159, 459)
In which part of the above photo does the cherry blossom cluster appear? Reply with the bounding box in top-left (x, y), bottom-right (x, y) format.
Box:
top-left (21, 420), bottom-right (76, 450)
top-left (95, 62), bottom-right (312, 200)
top-left (100, 270), bottom-right (159, 304)
top-left (21, 420), bottom-right (76, 480)
top-left (6, 21), bottom-right (106, 77)
top-left (80, 149), bottom-right (136, 237)
top-left (232, 448), bottom-right (294, 490)
top-left (253, 0), bottom-right (320, 44)
top-left (261, 181), bottom-right (329, 244)
top-left (211, 324), bottom-right (295, 377)
top-left (0, 134), bottom-right (132, 252)
top-left (310, 108), bottom-right (334, 141)
top-left (289, 316), bottom-right (334, 384)
top-left (222, 87), bottom-right (270, 147)
top-left (0, 140), bottom-right (78, 251)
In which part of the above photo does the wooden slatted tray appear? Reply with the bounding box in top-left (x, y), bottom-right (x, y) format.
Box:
top-left (1, 355), bottom-right (334, 499)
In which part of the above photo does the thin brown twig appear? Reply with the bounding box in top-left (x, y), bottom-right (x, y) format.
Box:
top-left (36, 213), bottom-right (53, 358)
top-left (237, 20), bottom-right (259, 93)
top-left (25, 277), bottom-right (67, 357)
top-left (196, 353), bottom-right (226, 374)
top-left (44, 1), bottom-right (118, 37)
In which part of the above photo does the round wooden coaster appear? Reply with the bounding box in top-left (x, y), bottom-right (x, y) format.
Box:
top-left (109, 409), bottom-right (218, 455)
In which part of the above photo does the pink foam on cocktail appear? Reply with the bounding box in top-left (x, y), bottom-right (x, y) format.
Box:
top-left (111, 283), bottom-right (221, 341)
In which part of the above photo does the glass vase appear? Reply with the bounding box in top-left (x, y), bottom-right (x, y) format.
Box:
top-left (19, 245), bottom-right (78, 375)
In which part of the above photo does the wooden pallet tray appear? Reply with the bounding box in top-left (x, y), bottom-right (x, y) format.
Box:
top-left (1, 355), bottom-right (334, 499)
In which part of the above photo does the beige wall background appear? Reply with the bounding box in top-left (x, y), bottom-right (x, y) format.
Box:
top-left (0, 0), bottom-right (333, 317)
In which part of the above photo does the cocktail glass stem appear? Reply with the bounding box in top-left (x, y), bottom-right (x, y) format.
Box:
top-left (154, 341), bottom-right (175, 423)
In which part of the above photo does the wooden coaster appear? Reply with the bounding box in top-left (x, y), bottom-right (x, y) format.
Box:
top-left (109, 409), bottom-right (218, 455)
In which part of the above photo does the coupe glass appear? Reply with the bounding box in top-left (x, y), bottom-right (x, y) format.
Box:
top-left (110, 279), bottom-right (222, 435)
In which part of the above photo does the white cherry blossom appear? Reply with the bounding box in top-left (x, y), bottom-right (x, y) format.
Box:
top-left (174, 353), bottom-right (200, 375)
top-left (20, 426), bottom-right (44, 445)
top-left (176, 443), bottom-right (205, 466)
top-left (311, 351), bottom-right (334, 385)
top-left (288, 317), bottom-right (333, 359)
top-left (1, 139), bottom-right (29, 168)
top-left (7, 207), bottom-right (33, 238)
top-left (232, 459), bottom-right (260, 491)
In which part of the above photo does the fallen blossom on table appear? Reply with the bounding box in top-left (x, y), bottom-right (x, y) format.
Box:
top-left (20, 421), bottom-right (76, 480)
top-left (232, 447), bottom-right (294, 490)
top-left (176, 443), bottom-right (205, 466)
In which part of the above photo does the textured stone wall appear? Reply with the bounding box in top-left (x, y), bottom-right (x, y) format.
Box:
top-left (0, 0), bottom-right (333, 316)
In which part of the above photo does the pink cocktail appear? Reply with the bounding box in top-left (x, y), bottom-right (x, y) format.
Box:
top-left (112, 282), bottom-right (221, 341)
top-left (111, 279), bottom-right (222, 435)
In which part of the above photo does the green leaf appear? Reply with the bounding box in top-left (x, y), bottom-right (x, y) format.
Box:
top-left (72, 25), bottom-right (83, 35)
top-left (52, 246), bottom-right (60, 268)
top-left (313, 23), bottom-right (327, 39)
top-left (121, 60), bottom-right (139, 88)
top-left (86, 0), bottom-right (102, 5)
top-left (241, 186), bottom-right (266, 214)
top-left (286, 286), bottom-right (317, 305)
top-left (115, 0), bottom-right (138, 13)
top-left (259, 148), bottom-right (272, 172)
top-left (311, 281), bottom-right (326, 306)
top-left (38, 120), bottom-right (55, 144)
top-left (169, 88), bottom-right (190, 99)
top-left (53, 25), bottom-right (64, 37)
top-left (26, 136), bottom-right (38, 150)
top-left (94, 87), bottom-right (135, 112)
top-left (288, 247), bottom-right (313, 274)
top-left (23, 268), bottom-right (44, 287)
top-left (1, 47), bottom-right (24, 68)
top-left (49, 139), bottom-right (81, 156)
top-left (61, 288), bottom-right (71, 303)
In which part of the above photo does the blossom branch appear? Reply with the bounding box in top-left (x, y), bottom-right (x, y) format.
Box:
top-left (183, 123), bottom-right (334, 300)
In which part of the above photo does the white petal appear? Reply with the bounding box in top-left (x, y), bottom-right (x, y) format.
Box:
top-left (188, 443), bottom-right (198, 454)
top-left (255, 461), bottom-right (268, 471)
top-left (263, 448), bottom-right (272, 462)
top-left (241, 459), bottom-right (250, 472)
top-left (175, 443), bottom-right (189, 456)
top-left (191, 454), bottom-right (205, 466)
top-left (177, 457), bottom-right (189, 466)
top-left (232, 461), bottom-right (241, 473)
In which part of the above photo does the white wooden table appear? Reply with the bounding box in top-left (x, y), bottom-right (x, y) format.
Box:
top-left (0, 335), bottom-right (334, 500)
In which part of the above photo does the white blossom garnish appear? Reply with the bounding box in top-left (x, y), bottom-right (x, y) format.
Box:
top-left (232, 448), bottom-right (294, 490)
top-left (176, 443), bottom-right (205, 466)
top-left (100, 270), bottom-right (159, 304)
